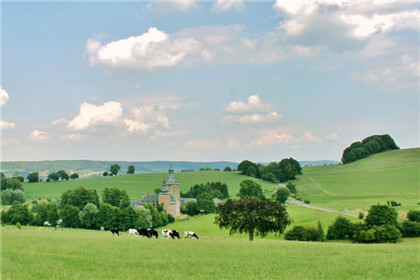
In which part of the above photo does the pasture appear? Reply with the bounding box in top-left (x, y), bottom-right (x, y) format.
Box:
top-left (1, 226), bottom-right (419, 280)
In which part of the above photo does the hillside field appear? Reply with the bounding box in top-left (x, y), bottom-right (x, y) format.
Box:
top-left (1, 226), bottom-right (419, 280)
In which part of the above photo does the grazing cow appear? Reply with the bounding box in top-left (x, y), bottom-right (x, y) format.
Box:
top-left (162, 229), bottom-right (180, 239)
top-left (138, 228), bottom-right (150, 238)
top-left (44, 221), bottom-right (51, 226)
top-left (128, 228), bottom-right (138, 236)
top-left (110, 228), bottom-right (120, 236)
top-left (184, 231), bottom-right (199, 239)
top-left (148, 228), bottom-right (159, 238)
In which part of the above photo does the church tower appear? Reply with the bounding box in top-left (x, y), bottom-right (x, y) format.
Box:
top-left (164, 166), bottom-right (180, 216)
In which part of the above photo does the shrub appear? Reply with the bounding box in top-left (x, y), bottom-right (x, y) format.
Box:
top-left (304, 199), bottom-right (310, 204)
top-left (16, 222), bottom-right (22, 229)
top-left (353, 224), bottom-right (401, 243)
top-left (274, 188), bottom-right (291, 204)
top-left (286, 181), bottom-right (297, 194)
top-left (285, 222), bottom-right (325, 242)
top-left (1, 189), bottom-right (26, 205)
top-left (326, 216), bottom-right (355, 240)
top-left (358, 212), bottom-right (365, 219)
top-left (365, 205), bottom-right (398, 227)
top-left (407, 210), bottom-right (420, 222)
top-left (400, 221), bottom-right (420, 237)
top-left (3, 201), bottom-right (33, 225)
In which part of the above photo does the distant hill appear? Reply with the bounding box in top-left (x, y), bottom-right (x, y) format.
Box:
top-left (0, 159), bottom-right (340, 179)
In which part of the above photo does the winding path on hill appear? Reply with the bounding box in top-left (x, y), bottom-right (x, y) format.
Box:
top-left (287, 198), bottom-right (359, 218)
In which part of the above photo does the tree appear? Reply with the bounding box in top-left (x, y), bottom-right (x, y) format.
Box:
top-left (27, 172), bottom-right (39, 183)
top-left (79, 203), bottom-right (98, 229)
top-left (2, 201), bottom-right (33, 225)
top-left (110, 164), bottom-right (121, 176)
top-left (182, 201), bottom-right (200, 216)
top-left (262, 172), bottom-right (277, 183)
top-left (133, 206), bottom-right (153, 228)
top-left (1, 178), bottom-right (23, 191)
top-left (274, 188), bottom-right (291, 204)
top-left (286, 181), bottom-right (297, 194)
top-left (47, 172), bottom-right (59, 182)
top-left (215, 198), bottom-right (291, 241)
top-left (70, 173), bottom-right (79, 180)
top-left (96, 203), bottom-right (120, 229)
top-left (102, 188), bottom-right (130, 209)
top-left (1, 189), bottom-right (25, 205)
top-left (238, 179), bottom-right (264, 199)
top-left (12, 176), bottom-right (24, 183)
top-left (60, 187), bottom-right (99, 210)
top-left (103, 171), bottom-right (108, 177)
top-left (237, 160), bottom-right (259, 177)
top-left (407, 210), bottom-right (420, 222)
top-left (223, 166), bottom-right (232, 172)
top-left (120, 206), bottom-right (138, 230)
top-left (60, 205), bottom-right (81, 228)
top-left (57, 170), bottom-right (69, 181)
top-left (126, 165), bottom-right (135, 175)
top-left (365, 204), bottom-right (398, 227)
top-left (326, 216), bottom-right (355, 240)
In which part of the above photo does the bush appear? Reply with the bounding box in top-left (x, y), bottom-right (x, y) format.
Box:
top-left (16, 222), bottom-right (22, 229)
top-left (407, 210), bottom-right (420, 222)
top-left (327, 216), bottom-right (355, 240)
top-left (2, 201), bottom-right (33, 225)
top-left (358, 212), bottom-right (365, 219)
top-left (354, 224), bottom-right (401, 243)
top-left (286, 181), bottom-right (297, 194)
top-left (304, 199), bottom-right (310, 204)
top-left (285, 222), bottom-right (325, 242)
top-left (400, 221), bottom-right (420, 237)
top-left (365, 205), bottom-right (398, 227)
top-left (274, 188), bottom-right (291, 204)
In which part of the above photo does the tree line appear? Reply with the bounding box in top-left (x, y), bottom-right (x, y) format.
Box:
top-left (1, 186), bottom-right (174, 231)
top-left (237, 158), bottom-right (302, 183)
top-left (341, 134), bottom-right (399, 164)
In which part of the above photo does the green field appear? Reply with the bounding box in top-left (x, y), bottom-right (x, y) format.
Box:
top-left (296, 148), bottom-right (420, 214)
top-left (1, 226), bottom-right (419, 280)
top-left (23, 171), bottom-right (277, 201)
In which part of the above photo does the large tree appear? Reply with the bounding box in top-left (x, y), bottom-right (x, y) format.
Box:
top-left (102, 187), bottom-right (130, 209)
top-left (1, 178), bottom-right (23, 191)
top-left (57, 170), bottom-right (69, 181)
top-left (126, 165), bottom-right (135, 175)
top-left (109, 164), bottom-right (121, 176)
top-left (60, 187), bottom-right (99, 210)
top-left (238, 179), bottom-right (264, 199)
top-left (214, 198), bottom-right (291, 241)
top-left (27, 172), bottom-right (39, 183)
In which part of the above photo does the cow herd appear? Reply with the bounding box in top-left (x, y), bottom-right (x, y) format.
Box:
top-left (111, 228), bottom-right (199, 239)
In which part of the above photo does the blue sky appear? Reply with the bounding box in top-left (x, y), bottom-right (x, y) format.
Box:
top-left (1, 0), bottom-right (419, 162)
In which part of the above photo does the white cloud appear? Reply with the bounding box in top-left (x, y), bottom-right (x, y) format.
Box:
top-left (213, 0), bottom-right (244, 13)
top-left (0, 86), bottom-right (10, 106)
top-left (147, 1), bottom-right (199, 14)
top-left (87, 27), bottom-right (201, 71)
top-left (0, 120), bottom-right (15, 129)
top-left (28, 130), bottom-right (50, 142)
top-left (298, 131), bottom-right (323, 144)
top-left (63, 134), bottom-right (88, 142)
top-left (248, 130), bottom-right (323, 147)
top-left (68, 101), bottom-right (123, 131)
top-left (226, 95), bottom-right (273, 113)
top-left (227, 138), bottom-right (241, 150)
top-left (224, 112), bottom-right (281, 124)
top-left (325, 133), bottom-right (340, 141)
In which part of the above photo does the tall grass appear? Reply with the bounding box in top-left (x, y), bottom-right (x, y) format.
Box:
top-left (1, 226), bottom-right (419, 280)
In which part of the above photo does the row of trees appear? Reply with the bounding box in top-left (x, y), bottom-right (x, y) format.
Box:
top-left (341, 134), bottom-right (399, 164)
top-left (237, 158), bottom-right (302, 183)
top-left (103, 164), bottom-right (135, 177)
top-left (47, 170), bottom-right (79, 182)
top-left (1, 186), bottom-right (174, 231)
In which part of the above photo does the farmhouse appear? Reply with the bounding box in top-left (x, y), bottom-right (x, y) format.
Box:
top-left (133, 166), bottom-right (187, 216)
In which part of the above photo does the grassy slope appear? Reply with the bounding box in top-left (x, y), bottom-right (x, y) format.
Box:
top-left (1, 226), bottom-right (419, 280)
top-left (296, 148), bottom-right (420, 214)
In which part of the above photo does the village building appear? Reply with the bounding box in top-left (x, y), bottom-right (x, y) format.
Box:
top-left (131, 166), bottom-right (195, 217)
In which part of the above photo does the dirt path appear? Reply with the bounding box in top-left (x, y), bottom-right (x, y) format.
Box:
top-left (307, 176), bottom-right (337, 197)
top-left (288, 198), bottom-right (358, 218)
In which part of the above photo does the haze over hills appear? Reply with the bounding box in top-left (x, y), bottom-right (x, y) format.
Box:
top-left (0, 159), bottom-right (339, 179)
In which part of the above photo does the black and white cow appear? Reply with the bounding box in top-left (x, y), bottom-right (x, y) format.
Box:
top-left (162, 229), bottom-right (180, 239)
top-left (137, 228), bottom-right (150, 238)
top-left (110, 228), bottom-right (120, 236)
top-left (148, 228), bottom-right (159, 238)
top-left (184, 231), bottom-right (199, 239)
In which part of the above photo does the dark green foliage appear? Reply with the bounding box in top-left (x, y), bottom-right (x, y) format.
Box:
top-left (182, 181), bottom-right (229, 199)
top-left (353, 224), bottom-right (401, 243)
top-left (1, 189), bottom-right (25, 205)
top-left (262, 172), bottom-right (277, 183)
top-left (56, 170), bottom-right (69, 181)
top-left (60, 187), bottom-right (100, 210)
top-left (326, 216), bottom-right (356, 240)
top-left (60, 205), bottom-right (81, 228)
top-left (182, 201), bottom-right (200, 216)
top-left (223, 166), bottom-right (232, 172)
top-left (70, 173), bottom-right (79, 180)
top-left (119, 206), bottom-right (138, 230)
top-left (47, 172), bottom-right (59, 182)
top-left (359, 212), bottom-right (365, 219)
top-left (284, 222), bottom-right (325, 242)
top-left (407, 210), bottom-right (420, 222)
top-left (79, 203), bottom-right (98, 229)
top-left (2, 201), bottom-right (33, 225)
top-left (238, 179), bottom-right (264, 199)
top-left (286, 181), bottom-right (297, 194)
top-left (133, 207), bottom-right (153, 228)
top-left (304, 199), bottom-right (310, 204)
top-left (197, 195), bottom-right (215, 214)
top-left (273, 188), bottom-right (290, 204)
top-left (109, 164), bottom-right (121, 176)
top-left (12, 176), bottom-right (24, 183)
top-left (96, 203), bottom-right (120, 229)
top-left (27, 172), bottom-right (39, 183)
top-left (365, 205), bottom-right (398, 227)
top-left (1, 178), bottom-right (23, 191)
top-left (143, 203), bottom-right (169, 228)
top-left (103, 171), bottom-right (108, 177)
top-left (215, 198), bottom-right (291, 241)
top-left (102, 188), bottom-right (130, 208)
top-left (341, 134), bottom-right (399, 164)
top-left (237, 160), bottom-right (259, 177)
top-left (31, 202), bottom-right (60, 226)
top-left (400, 221), bottom-right (420, 237)
top-left (126, 165), bottom-right (135, 175)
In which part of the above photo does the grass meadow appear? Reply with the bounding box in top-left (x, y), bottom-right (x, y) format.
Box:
top-left (2, 225), bottom-right (419, 280)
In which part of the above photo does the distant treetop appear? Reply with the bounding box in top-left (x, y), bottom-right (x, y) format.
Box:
top-left (341, 134), bottom-right (399, 164)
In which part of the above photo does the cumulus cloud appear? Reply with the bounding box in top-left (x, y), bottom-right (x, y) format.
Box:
top-left (147, 1), bottom-right (199, 14)
top-left (325, 133), bottom-right (340, 141)
top-left (28, 130), bottom-right (50, 142)
top-left (248, 130), bottom-right (323, 147)
top-left (224, 95), bottom-right (281, 124)
top-left (213, 0), bottom-right (244, 13)
top-left (68, 101), bottom-right (123, 131)
top-left (0, 120), bottom-right (15, 129)
top-left (87, 27), bottom-right (201, 71)
top-left (0, 86), bottom-right (10, 106)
